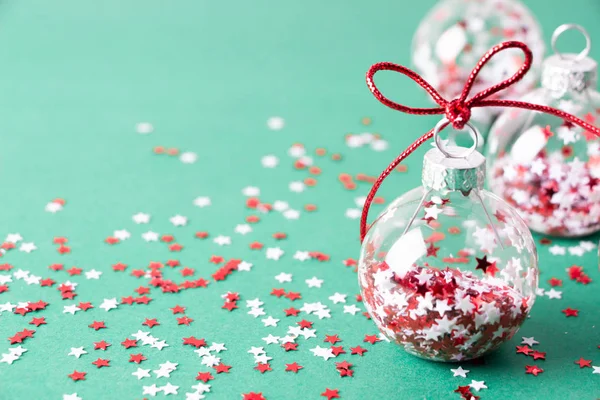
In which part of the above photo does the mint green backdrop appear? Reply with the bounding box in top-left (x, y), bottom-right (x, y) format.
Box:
top-left (0, 1), bottom-right (599, 399)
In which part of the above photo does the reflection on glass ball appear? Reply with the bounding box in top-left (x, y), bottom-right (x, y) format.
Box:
top-left (486, 86), bottom-right (600, 237)
top-left (412, 0), bottom-right (544, 128)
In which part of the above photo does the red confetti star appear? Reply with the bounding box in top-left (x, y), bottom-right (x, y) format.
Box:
top-left (324, 335), bottom-right (342, 345)
top-left (577, 274), bottom-right (592, 285)
top-left (57, 245), bottom-right (71, 254)
top-left (562, 308), bottom-right (579, 317)
top-left (284, 307), bottom-right (300, 317)
top-left (177, 316), bottom-right (193, 325)
top-left (254, 363), bottom-right (272, 374)
top-left (343, 258), bottom-right (357, 267)
top-left (531, 351), bottom-right (546, 360)
top-left (135, 286), bottom-right (150, 295)
top-left (209, 255), bottom-right (224, 264)
top-left (112, 262), bottom-right (127, 271)
top-left (104, 237), bottom-right (119, 245)
top-left (350, 346), bottom-right (367, 356)
top-left (525, 365), bottom-right (544, 376)
top-left (249, 242), bottom-right (264, 250)
top-left (195, 372), bottom-right (214, 382)
top-left (283, 342), bottom-right (298, 352)
top-left (68, 371), bottom-right (87, 381)
top-left (169, 243), bottom-right (183, 252)
top-left (242, 393), bottom-right (266, 400)
top-left (213, 363), bottom-right (232, 374)
top-left (161, 234), bottom-right (175, 243)
top-left (89, 321), bottom-right (106, 331)
top-left (183, 336), bottom-right (206, 348)
top-left (298, 320), bottom-right (313, 329)
top-left (331, 346), bottom-right (346, 356)
top-left (321, 388), bottom-right (340, 400)
top-left (542, 125), bottom-right (554, 139)
top-left (575, 357), bottom-right (592, 368)
top-left (92, 358), bottom-right (110, 368)
top-left (129, 353), bottom-right (147, 364)
top-left (40, 278), bottom-right (55, 287)
top-left (29, 317), bottom-right (46, 327)
top-left (426, 242), bottom-right (440, 257)
top-left (166, 259), bottom-right (180, 267)
top-left (67, 266), bottom-right (82, 276)
top-left (142, 318), bottom-right (160, 328)
top-left (78, 302), bottom-right (93, 311)
top-left (516, 345), bottom-right (532, 355)
top-left (121, 338), bottom-right (138, 349)
top-left (171, 305), bottom-right (186, 314)
top-left (285, 291), bottom-right (302, 301)
top-left (181, 267), bottom-right (195, 276)
top-left (363, 334), bottom-right (380, 344)
top-left (567, 265), bottom-right (584, 280)
top-left (195, 231), bottom-right (209, 239)
top-left (285, 362), bottom-right (303, 373)
top-left (222, 301), bottom-right (238, 311)
top-left (49, 263), bottom-right (63, 271)
top-left (548, 277), bottom-right (562, 287)
top-left (271, 288), bottom-right (286, 297)
top-left (94, 340), bottom-right (111, 350)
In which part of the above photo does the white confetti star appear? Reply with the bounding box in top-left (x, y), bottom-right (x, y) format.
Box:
top-left (68, 347), bottom-right (87, 358)
top-left (142, 231), bottom-right (159, 242)
top-left (521, 337), bottom-right (539, 346)
top-left (133, 213), bottom-right (150, 224)
top-left (63, 394), bottom-right (82, 400)
top-left (85, 269), bottom-right (102, 280)
top-left (213, 235), bottom-right (231, 246)
top-left (234, 224), bottom-right (252, 235)
top-left (266, 247), bottom-right (284, 260)
top-left (451, 366), bottom-right (469, 378)
top-left (142, 384), bottom-right (162, 397)
top-left (193, 196), bottom-right (211, 208)
top-left (289, 181), bottom-right (306, 193)
top-left (261, 316), bottom-right (279, 327)
top-left (469, 380), bottom-right (487, 391)
top-left (546, 289), bottom-right (562, 299)
top-left (180, 152), bottom-right (198, 164)
top-left (136, 122), bottom-right (153, 134)
top-left (328, 293), bottom-right (347, 304)
top-left (63, 305), bottom-right (81, 315)
top-left (343, 305), bottom-right (361, 315)
top-left (132, 368), bottom-right (151, 380)
top-left (237, 261), bottom-right (253, 271)
top-left (19, 242), bottom-right (37, 253)
top-left (305, 277), bottom-right (323, 288)
top-left (261, 155), bottom-right (279, 168)
top-left (242, 186), bottom-right (260, 196)
top-left (170, 215), bottom-right (188, 226)
top-left (267, 116), bottom-right (284, 130)
top-left (99, 298), bottom-right (118, 311)
top-left (294, 251), bottom-right (310, 261)
top-left (275, 272), bottom-right (292, 283)
top-left (5, 233), bottom-right (22, 243)
top-left (45, 202), bottom-right (63, 213)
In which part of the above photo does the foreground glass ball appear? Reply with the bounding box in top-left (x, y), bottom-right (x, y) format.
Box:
top-left (486, 26), bottom-right (600, 237)
top-left (412, 0), bottom-right (544, 129)
top-left (358, 186), bottom-right (538, 362)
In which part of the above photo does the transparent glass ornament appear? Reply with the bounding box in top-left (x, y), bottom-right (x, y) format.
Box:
top-left (486, 25), bottom-right (600, 237)
top-left (358, 123), bottom-right (538, 362)
top-left (412, 0), bottom-right (545, 133)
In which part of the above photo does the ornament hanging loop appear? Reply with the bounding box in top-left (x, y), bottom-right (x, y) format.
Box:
top-left (433, 117), bottom-right (479, 159)
top-left (551, 24), bottom-right (591, 62)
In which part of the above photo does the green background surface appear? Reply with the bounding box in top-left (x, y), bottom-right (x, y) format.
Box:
top-left (0, 1), bottom-right (599, 399)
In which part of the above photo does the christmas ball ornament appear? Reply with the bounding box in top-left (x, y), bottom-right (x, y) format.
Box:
top-left (486, 25), bottom-right (600, 237)
top-left (362, 41), bottom-right (599, 361)
top-left (359, 121), bottom-right (538, 361)
top-left (412, 0), bottom-right (545, 131)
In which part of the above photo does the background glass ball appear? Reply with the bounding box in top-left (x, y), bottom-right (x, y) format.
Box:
top-left (358, 186), bottom-right (538, 362)
top-left (412, 0), bottom-right (545, 129)
top-left (486, 84), bottom-right (600, 237)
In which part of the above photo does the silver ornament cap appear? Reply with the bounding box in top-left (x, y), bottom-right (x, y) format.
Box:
top-left (541, 24), bottom-right (597, 97)
top-left (422, 146), bottom-right (486, 194)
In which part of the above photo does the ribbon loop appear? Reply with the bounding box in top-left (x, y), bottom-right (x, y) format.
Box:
top-left (360, 40), bottom-right (600, 243)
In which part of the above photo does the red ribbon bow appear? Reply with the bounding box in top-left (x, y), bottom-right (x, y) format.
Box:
top-left (360, 41), bottom-right (600, 242)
